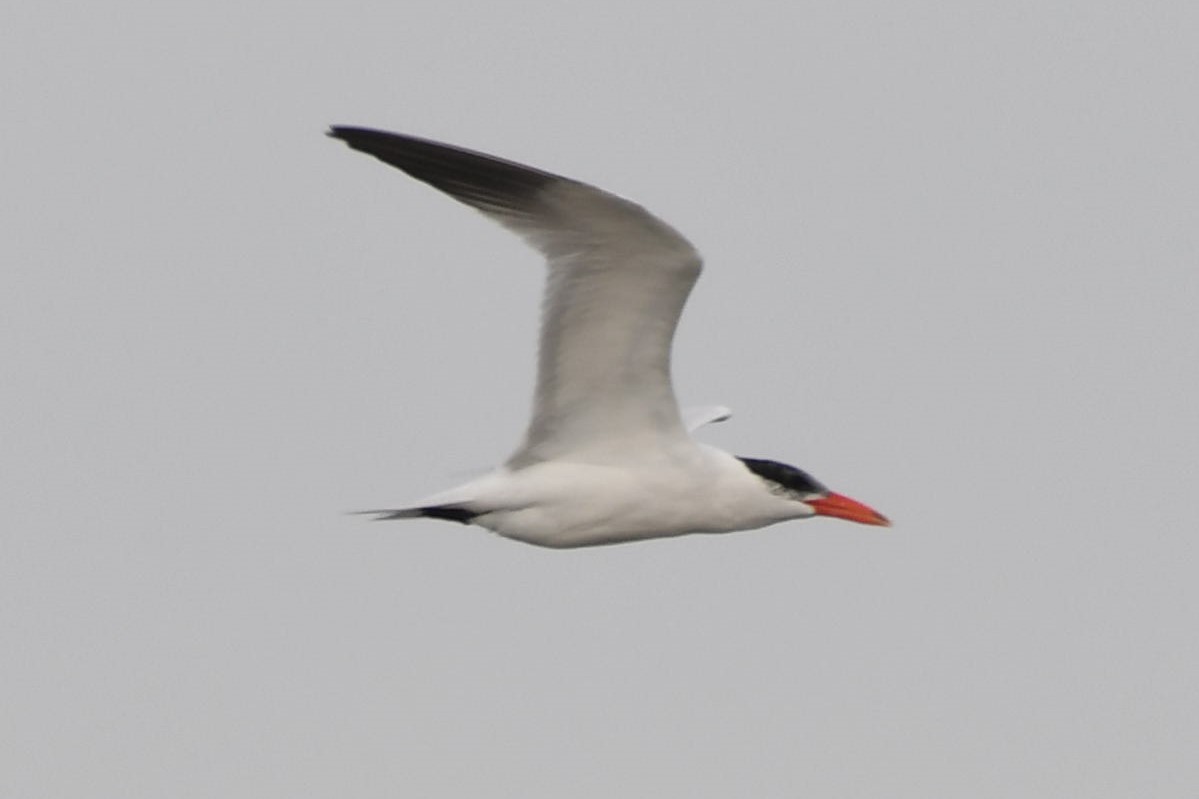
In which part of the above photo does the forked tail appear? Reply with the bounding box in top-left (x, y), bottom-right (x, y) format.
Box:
top-left (354, 505), bottom-right (479, 525)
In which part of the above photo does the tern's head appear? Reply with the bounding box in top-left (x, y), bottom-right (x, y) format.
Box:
top-left (737, 457), bottom-right (890, 526)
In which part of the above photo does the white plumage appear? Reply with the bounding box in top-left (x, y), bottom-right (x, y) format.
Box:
top-left (330, 127), bottom-right (888, 548)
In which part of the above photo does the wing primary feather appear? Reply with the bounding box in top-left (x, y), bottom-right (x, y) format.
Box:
top-left (328, 126), bottom-right (564, 217)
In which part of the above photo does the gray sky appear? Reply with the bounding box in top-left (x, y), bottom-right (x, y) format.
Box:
top-left (5, 1), bottom-right (1198, 796)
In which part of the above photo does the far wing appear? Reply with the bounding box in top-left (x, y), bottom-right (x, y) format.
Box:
top-left (682, 405), bottom-right (733, 432)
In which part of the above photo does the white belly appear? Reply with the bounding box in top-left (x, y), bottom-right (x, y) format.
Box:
top-left (469, 448), bottom-right (810, 548)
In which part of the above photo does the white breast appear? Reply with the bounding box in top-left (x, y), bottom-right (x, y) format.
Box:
top-left (468, 447), bottom-right (814, 548)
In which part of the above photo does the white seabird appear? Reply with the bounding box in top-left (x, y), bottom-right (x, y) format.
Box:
top-left (330, 127), bottom-right (889, 548)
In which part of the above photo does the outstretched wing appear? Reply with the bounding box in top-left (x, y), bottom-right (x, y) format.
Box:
top-left (329, 127), bottom-right (703, 465)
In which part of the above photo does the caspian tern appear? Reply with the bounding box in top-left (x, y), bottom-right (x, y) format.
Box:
top-left (330, 127), bottom-right (889, 548)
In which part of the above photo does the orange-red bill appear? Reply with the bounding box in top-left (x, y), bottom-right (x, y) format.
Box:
top-left (808, 492), bottom-right (891, 527)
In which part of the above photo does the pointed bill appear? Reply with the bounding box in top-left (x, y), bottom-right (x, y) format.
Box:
top-left (807, 492), bottom-right (890, 527)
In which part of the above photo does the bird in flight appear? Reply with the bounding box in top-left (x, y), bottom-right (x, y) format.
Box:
top-left (329, 126), bottom-right (889, 548)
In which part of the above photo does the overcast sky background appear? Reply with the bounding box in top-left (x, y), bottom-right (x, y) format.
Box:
top-left (4, 1), bottom-right (1198, 796)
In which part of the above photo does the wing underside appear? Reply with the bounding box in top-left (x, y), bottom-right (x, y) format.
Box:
top-left (329, 127), bottom-right (703, 464)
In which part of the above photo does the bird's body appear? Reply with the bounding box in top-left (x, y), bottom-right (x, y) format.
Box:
top-left (330, 126), bottom-right (888, 548)
top-left (393, 445), bottom-right (817, 549)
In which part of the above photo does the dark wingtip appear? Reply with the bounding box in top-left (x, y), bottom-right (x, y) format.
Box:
top-left (326, 125), bottom-right (387, 148)
top-left (324, 125), bottom-right (560, 213)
